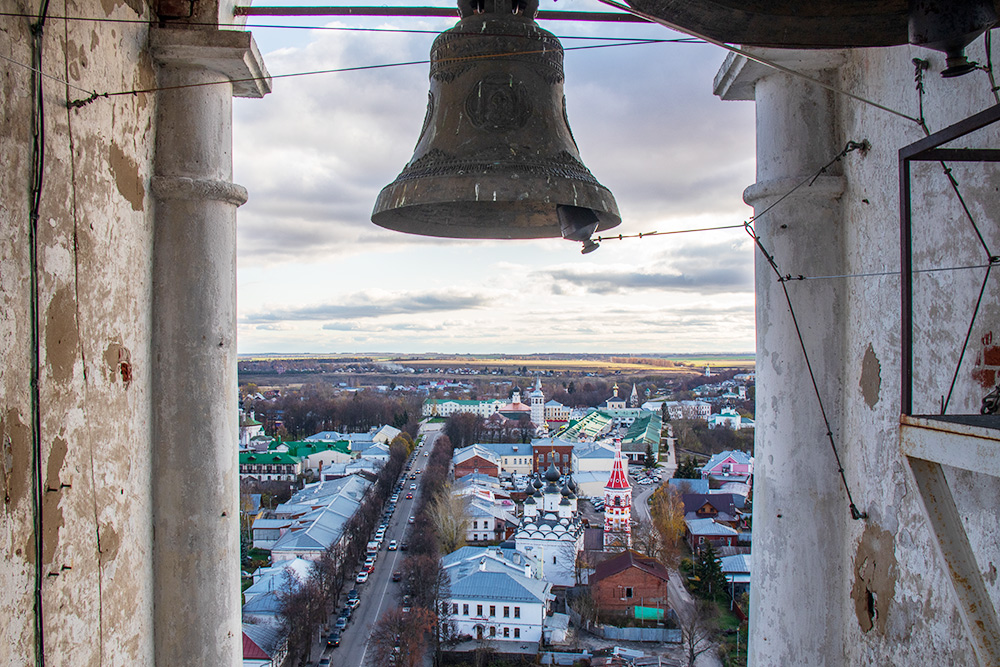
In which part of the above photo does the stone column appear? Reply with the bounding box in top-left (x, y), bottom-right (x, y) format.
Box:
top-left (715, 50), bottom-right (848, 666)
top-left (150, 27), bottom-right (269, 666)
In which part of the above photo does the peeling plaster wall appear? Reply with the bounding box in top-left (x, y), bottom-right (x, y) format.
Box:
top-left (0, 1), bottom-right (156, 664)
top-left (816, 40), bottom-right (999, 665)
top-left (717, 33), bottom-right (1000, 666)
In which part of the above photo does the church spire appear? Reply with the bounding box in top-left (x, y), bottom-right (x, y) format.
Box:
top-left (604, 437), bottom-right (632, 551)
top-left (605, 438), bottom-right (629, 490)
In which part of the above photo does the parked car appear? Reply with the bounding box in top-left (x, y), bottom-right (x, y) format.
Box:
top-left (346, 598), bottom-right (360, 610)
top-left (334, 617), bottom-right (347, 630)
top-left (408, 516), bottom-right (415, 524)
top-left (339, 606), bottom-right (352, 621)
top-left (326, 631), bottom-right (341, 648)
top-left (401, 595), bottom-right (412, 612)
top-left (400, 542), bottom-right (409, 551)
top-left (320, 658), bottom-right (332, 666)
top-left (347, 588), bottom-right (359, 601)
top-left (356, 571), bottom-right (369, 583)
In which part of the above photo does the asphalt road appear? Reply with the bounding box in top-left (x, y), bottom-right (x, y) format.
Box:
top-left (631, 466), bottom-right (721, 667)
top-left (319, 425), bottom-right (441, 667)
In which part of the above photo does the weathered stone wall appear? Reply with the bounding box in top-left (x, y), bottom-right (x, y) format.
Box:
top-left (837, 38), bottom-right (1000, 666)
top-left (1, 1), bottom-right (157, 664)
top-left (718, 34), bottom-right (1000, 666)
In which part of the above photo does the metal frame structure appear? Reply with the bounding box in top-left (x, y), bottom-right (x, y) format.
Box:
top-left (900, 102), bottom-right (1000, 417)
top-left (234, 5), bottom-right (649, 22)
top-left (898, 103), bottom-right (1000, 667)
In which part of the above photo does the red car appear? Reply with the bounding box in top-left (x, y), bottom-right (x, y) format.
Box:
top-left (405, 492), bottom-right (413, 499)
top-left (392, 571), bottom-right (402, 582)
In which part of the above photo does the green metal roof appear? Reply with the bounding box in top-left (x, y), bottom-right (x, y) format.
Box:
top-left (557, 410), bottom-right (613, 440)
top-left (286, 440), bottom-right (351, 457)
top-left (622, 412), bottom-right (662, 446)
top-left (240, 452), bottom-right (300, 465)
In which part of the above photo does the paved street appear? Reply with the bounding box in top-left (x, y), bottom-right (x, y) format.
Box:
top-left (317, 425), bottom-right (440, 667)
top-left (631, 456), bottom-right (721, 667)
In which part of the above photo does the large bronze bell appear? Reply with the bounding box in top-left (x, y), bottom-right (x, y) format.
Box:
top-left (371, 0), bottom-right (621, 243)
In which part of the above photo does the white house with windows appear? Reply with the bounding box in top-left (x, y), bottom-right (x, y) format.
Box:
top-left (707, 407), bottom-right (755, 430)
top-left (466, 499), bottom-right (517, 543)
top-left (421, 398), bottom-right (505, 418)
top-left (544, 399), bottom-right (571, 423)
top-left (642, 399), bottom-right (712, 421)
top-left (442, 547), bottom-right (552, 644)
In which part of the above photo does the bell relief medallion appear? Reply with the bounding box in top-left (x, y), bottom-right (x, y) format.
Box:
top-left (465, 74), bottom-right (532, 131)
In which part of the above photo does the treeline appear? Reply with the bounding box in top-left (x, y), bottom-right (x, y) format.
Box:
top-left (671, 418), bottom-right (754, 456)
top-left (609, 357), bottom-right (678, 367)
top-left (442, 413), bottom-right (535, 449)
top-left (548, 380), bottom-right (614, 408)
top-left (239, 357), bottom-right (375, 372)
top-left (246, 384), bottom-right (422, 440)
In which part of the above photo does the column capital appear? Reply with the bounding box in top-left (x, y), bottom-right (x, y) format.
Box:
top-left (150, 27), bottom-right (271, 98)
top-left (714, 48), bottom-right (847, 102)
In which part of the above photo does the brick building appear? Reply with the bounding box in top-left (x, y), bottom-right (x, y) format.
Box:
top-left (531, 438), bottom-right (575, 475)
top-left (453, 444), bottom-right (501, 479)
top-left (589, 550), bottom-right (669, 616)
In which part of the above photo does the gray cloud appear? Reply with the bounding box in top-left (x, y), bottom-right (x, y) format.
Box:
top-left (544, 267), bottom-right (746, 294)
top-left (234, 24), bottom-right (756, 261)
top-left (535, 239), bottom-right (753, 295)
top-left (243, 290), bottom-right (489, 323)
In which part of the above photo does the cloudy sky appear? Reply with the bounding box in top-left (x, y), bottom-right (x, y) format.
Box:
top-left (232, 0), bottom-right (757, 354)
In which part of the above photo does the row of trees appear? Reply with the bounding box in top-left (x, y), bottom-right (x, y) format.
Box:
top-left (671, 418), bottom-right (754, 457)
top-left (442, 412), bottom-right (535, 448)
top-left (246, 384), bottom-right (422, 440)
top-left (275, 433), bottom-right (416, 664)
top-left (368, 432), bottom-right (459, 667)
top-left (620, 485), bottom-right (688, 571)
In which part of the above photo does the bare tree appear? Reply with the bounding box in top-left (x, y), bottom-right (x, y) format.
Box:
top-left (429, 563), bottom-right (455, 667)
top-left (568, 589), bottom-right (598, 628)
top-left (443, 412), bottom-right (485, 448)
top-left (473, 632), bottom-right (498, 667)
top-left (679, 600), bottom-right (718, 667)
top-left (427, 484), bottom-right (470, 554)
top-left (649, 484), bottom-right (686, 568)
top-left (277, 568), bottom-right (326, 666)
top-left (632, 515), bottom-right (666, 564)
top-left (369, 607), bottom-right (435, 667)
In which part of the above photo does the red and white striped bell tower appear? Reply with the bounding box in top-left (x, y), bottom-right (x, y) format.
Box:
top-left (603, 437), bottom-right (632, 551)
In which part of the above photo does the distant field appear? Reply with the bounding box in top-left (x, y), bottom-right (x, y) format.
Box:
top-left (238, 353), bottom-right (754, 375)
top-left (398, 354), bottom-right (753, 372)
top-left (398, 357), bottom-right (685, 374)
